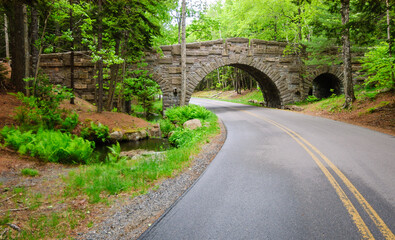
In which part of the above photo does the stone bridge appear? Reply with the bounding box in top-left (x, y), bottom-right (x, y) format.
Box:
top-left (143, 38), bottom-right (363, 109)
top-left (39, 38), bottom-right (364, 110)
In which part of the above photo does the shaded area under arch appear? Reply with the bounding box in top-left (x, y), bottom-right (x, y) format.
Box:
top-left (312, 73), bottom-right (342, 99)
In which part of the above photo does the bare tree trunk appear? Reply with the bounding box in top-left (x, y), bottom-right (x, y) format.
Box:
top-left (33, 9), bottom-right (51, 96)
top-left (30, 2), bottom-right (39, 79)
top-left (70, 0), bottom-right (75, 104)
top-left (8, 0), bottom-right (27, 93)
top-left (341, 0), bottom-right (355, 108)
top-left (23, 5), bottom-right (29, 81)
top-left (177, 15), bottom-right (181, 44)
top-left (387, 0), bottom-right (392, 57)
top-left (97, 0), bottom-right (104, 113)
top-left (180, 0), bottom-right (187, 106)
top-left (297, 0), bottom-right (302, 41)
top-left (386, 0), bottom-right (394, 89)
top-left (4, 14), bottom-right (10, 60)
top-left (106, 38), bottom-right (120, 110)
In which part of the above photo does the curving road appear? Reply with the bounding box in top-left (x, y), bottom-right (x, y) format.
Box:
top-left (139, 98), bottom-right (395, 240)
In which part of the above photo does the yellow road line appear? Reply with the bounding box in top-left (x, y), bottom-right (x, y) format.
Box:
top-left (240, 110), bottom-right (374, 239)
top-left (267, 117), bottom-right (395, 240)
top-left (202, 100), bottom-right (395, 239)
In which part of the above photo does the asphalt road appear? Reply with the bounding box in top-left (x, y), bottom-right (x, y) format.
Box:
top-left (139, 98), bottom-right (395, 240)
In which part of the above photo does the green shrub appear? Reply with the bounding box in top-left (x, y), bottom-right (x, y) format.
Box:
top-left (21, 168), bottom-right (39, 177)
top-left (164, 104), bottom-right (215, 126)
top-left (159, 119), bottom-right (176, 137)
top-left (306, 95), bottom-right (319, 103)
top-left (60, 113), bottom-right (79, 132)
top-left (361, 42), bottom-right (395, 90)
top-left (1, 127), bottom-right (94, 164)
top-left (12, 74), bottom-right (78, 132)
top-left (80, 122), bottom-right (109, 143)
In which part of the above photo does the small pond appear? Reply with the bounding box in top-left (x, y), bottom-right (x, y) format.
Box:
top-left (94, 138), bottom-right (170, 161)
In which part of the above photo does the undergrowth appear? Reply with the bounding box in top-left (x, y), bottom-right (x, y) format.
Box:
top-left (1, 127), bottom-right (94, 164)
top-left (65, 105), bottom-right (219, 203)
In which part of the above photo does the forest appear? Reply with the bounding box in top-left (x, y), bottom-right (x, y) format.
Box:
top-left (0, 1), bottom-right (394, 238)
top-left (0, 0), bottom-right (394, 114)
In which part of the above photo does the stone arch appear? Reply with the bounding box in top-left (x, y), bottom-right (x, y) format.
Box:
top-left (312, 73), bottom-right (342, 98)
top-left (305, 65), bottom-right (344, 98)
top-left (185, 56), bottom-right (284, 108)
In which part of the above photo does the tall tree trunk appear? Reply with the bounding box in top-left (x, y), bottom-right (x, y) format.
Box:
top-left (33, 9), bottom-right (51, 96)
top-left (97, 0), bottom-right (104, 113)
top-left (341, 0), bottom-right (355, 108)
top-left (8, 0), bottom-right (27, 93)
top-left (177, 15), bottom-right (181, 44)
top-left (4, 14), bottom-right (10, 60)
top-left (30, 2), bottom-right (39, 80)
top-left (387, 0), bottom-right (392, 57)
top-left (386, 0), bottom-right (394, 89)
top-left (298, 0), bottom-right (302, 41)
top-left (180, 0), bottom-right (187, 106)
top-left (23, 5), bottom-right (29, 80)
top-left (106, 38), bottom-right (120, 110)
top-left (70, 0), bottom-right (75, 104)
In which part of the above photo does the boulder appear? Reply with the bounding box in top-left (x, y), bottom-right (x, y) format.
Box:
top-left (124, 130), bottom-right (147, 141)
top-left (183, 119), bottom-right (202, 130)
top-left (109, 131), bottom-right (123, 141)
top-left (148, 125), bottom-right (162, 138)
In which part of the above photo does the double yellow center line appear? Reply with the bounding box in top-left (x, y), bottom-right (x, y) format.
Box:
top-left (208, 100), bottom-right (394, 239)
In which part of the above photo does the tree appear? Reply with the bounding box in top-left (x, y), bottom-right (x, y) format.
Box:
top-left (341, 0), bottom-right (355, 108)
top-left (180, 0), bottom-right (187, 106)
top-left (2, 0), bottom-right (28, 92)
top-left (96, 0), bottom-right (104, 113)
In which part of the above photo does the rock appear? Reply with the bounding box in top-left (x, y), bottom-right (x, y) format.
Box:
top-left (248, 99), bottom-right (258, 104)
top-left (183, 119), bottom-right (202, 130)
top-left (148, 125), bottom-right (162, 138)
top-left (123, 130), bottom-right (148, 141)
top-left (109, 131), bottom-right (123, 141)
top-left (284, 105), bottom-right (304, 111)
top-left (120, 149), bottom-right (155, 158)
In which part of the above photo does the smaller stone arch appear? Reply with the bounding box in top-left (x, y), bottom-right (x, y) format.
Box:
top-left (305, 66), bottom-right (344, 99)
top-left (312, 73), bottom-right (342, 98)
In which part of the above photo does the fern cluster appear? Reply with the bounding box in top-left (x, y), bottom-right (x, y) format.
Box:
top-left (1, 127), bottom-right (94, 164)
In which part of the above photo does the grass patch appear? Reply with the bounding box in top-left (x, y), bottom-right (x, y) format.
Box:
top-left (21, 168), bottom-right (39, 177)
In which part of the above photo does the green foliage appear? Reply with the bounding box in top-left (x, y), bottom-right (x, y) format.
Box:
top-left (164, 104), bottom-right (215, 126)
top-left (124, 65), bottom-right (162, 118)
top-left (21, 168), bottom-right (39, 177)
top-left (159, 118), bottom-right (176, 137)
top-left (361, 42), bottom-right (395, 90)
top-left (1, 127), bottom-right (94, 164)
top-left (305, 95), bottom-right (319, 103)
top-left (80, 122), bottom-right (109, 144)
top-left (13, 75), bottom-right (77, 132)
